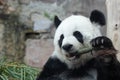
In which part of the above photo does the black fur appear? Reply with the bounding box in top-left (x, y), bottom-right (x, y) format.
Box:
top-left (90, 10), bottom-right (106, 26)
top-left (91, 36), bottom-right (114, 50)
top-left (58, 34), bottom-right (64, 48)
top-left (91, 36), bottom-right (120, 80)
top-left (61, 59), bottom-right (97, 79)
top-left (36, 57), bottom-right (67, 80)
top-left (54, 16), bottom-right (61, 28)
top-left (73, 31), bottom-right (84, 44)
top-left (96, 54), bottom-right (120, 80)
top-left (36, 56), bottom-right (98, 80)
top-left (36, 56), bottom-right (120, 80)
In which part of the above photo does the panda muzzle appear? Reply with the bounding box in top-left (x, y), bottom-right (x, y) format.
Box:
top-left (66, 51), bottom-right (81, 59)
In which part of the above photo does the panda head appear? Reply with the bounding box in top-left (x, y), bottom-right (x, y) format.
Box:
top-left (52, 10), bottom-right (106, 68)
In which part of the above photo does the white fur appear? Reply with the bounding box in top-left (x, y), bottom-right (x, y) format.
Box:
top-left (52, 15), bottom-right (102, 69)
top-left (52, 51), bottom-right (93, 69)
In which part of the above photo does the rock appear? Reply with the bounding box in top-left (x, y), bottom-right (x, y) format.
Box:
top-left (24, 39), bottom-right (54, 68)
top-left (31, 14), bottom-right (52, 32)
top-left (39, 0), bottom-right (57, 3)
top-left (19, 1), bottom-right (66, 27)
top-left (7, 0), bottom-right (19, 10)
top-left (39, 0), bottom-right (65, 5)
top-left (0, 24), bottom-right (4, 51)
top-left (19, 0), bottom-right (30, 5)
top-left (57, 0), bottom-right (66, 5)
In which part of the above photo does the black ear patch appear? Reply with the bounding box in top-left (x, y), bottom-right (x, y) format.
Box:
top-left (73, 31), bottom-right (83, 44)
top-left (90, 10), bottom-right (106, 26)
top-left (54, 16), bottom-right (61, 28)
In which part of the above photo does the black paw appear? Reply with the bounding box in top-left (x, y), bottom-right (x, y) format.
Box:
top-left (90, 36), bottom-right (114, 49)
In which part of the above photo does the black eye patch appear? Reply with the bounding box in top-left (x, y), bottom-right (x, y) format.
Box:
top-left (58, 34), bottom-right (64, 48)
top-left (73, 31), bottom-right (83, 44)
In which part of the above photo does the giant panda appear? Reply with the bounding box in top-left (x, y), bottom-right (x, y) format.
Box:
top-left (36, 10), bottom-right (120, 80)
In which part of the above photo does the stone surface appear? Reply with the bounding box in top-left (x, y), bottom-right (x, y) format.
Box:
top-left (0, 24), bottom-right (4, 52)
top-left (39, 0), bottom-right (57, 3)
top-left (19, 0), bottom-right (66, 27)
top-left (19, 0), bottom-right (30, 4)
top-left (1, 14), bottom-right (26, 62)
top-left (7, 0), bottom-right (19, 10)
top-left (24, 39), bottom-right (54, 67)
top-left (31, 14), bottom-right (52, 32)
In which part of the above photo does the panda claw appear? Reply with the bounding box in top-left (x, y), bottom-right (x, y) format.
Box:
top-left (91, 36), bottom-right (114, 49)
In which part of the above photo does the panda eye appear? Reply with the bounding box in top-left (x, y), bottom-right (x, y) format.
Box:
top-left (58, 34), bottom-right (64, 48)
top-left (73, 31), bottom-right (83, 44)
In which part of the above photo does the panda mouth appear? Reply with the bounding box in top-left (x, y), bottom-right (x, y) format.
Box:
top-left (66, 50), bottom-right (91, 60)
top-left (66, 52), bottom-right (80, 60)
top-left (66, 46), bottom-right (93, 60)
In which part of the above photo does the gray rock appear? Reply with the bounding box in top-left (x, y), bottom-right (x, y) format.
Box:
top-left (24, 39), bottom-right (54, 67)
top-left (39, 0), bottom-right (57, 3)
top-left (32, 14), bottom-right (52, 32)
top-left (19, 1), bottom-right (66, 27)
top-left (0, 24), bottom-right (4, 52)
top-left (19, 0), bottom-right (30, 5)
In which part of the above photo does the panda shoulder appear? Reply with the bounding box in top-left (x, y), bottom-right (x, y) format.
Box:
top-left (44, 56), bottom-right (67, 70)
top-left (38, 56), bottom-right (68, 78)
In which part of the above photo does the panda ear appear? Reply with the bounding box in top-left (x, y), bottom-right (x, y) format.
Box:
top-left (90, 10), bottom-right (106, 26)
top-left (54, 16), bottom-right (61, 28)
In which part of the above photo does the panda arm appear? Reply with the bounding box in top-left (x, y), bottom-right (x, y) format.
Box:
top-left (36, 57), bottom-right (67, 80)
top-left (105, 56), bottom-right (120, 80)
top-left (96, 55), bottom-right (120, 80)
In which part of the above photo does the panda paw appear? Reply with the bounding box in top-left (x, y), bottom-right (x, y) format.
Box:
top-left (90, 36), bottom-right (114, 50)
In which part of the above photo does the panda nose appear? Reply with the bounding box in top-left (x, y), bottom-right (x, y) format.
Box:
top-left (62, 44), bottom-right (73, 51)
